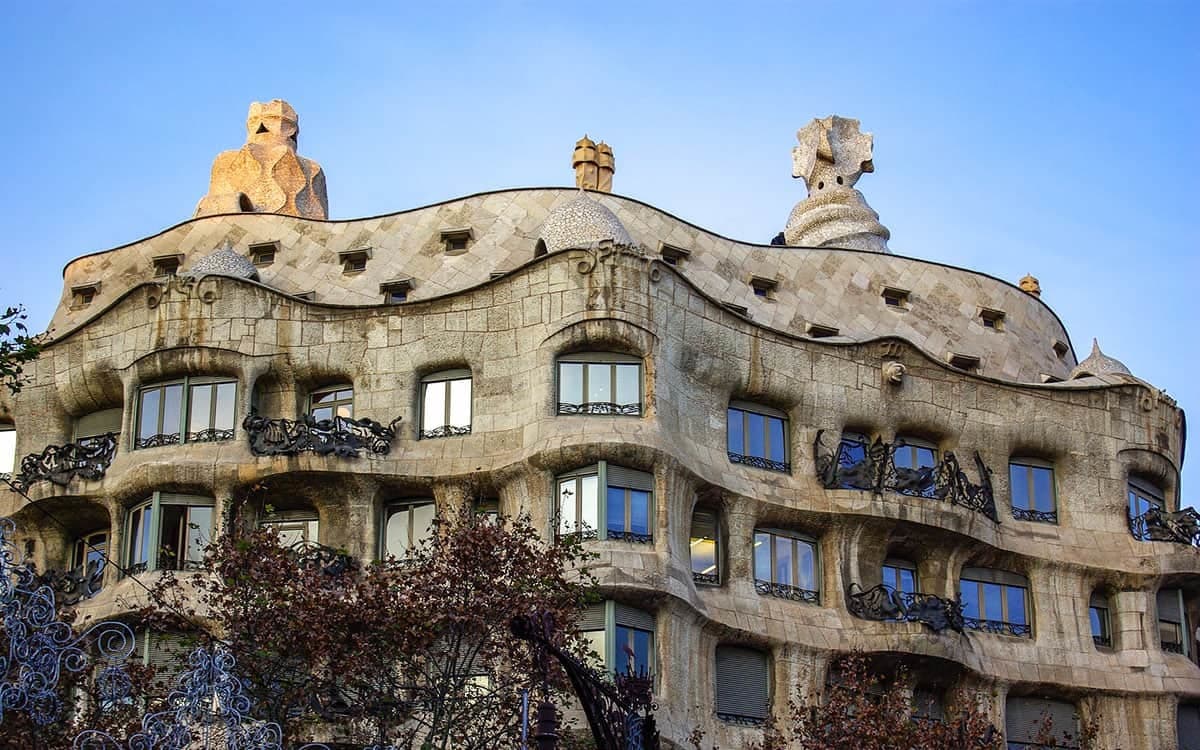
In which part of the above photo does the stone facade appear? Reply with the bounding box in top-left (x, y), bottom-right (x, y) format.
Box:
top-left (5, 128), bottom-right (1197, 748)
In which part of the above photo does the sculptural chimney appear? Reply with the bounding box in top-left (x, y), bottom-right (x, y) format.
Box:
top-left (573, 135), bottom-right (614, 192)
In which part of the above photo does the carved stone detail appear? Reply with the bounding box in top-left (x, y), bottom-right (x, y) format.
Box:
top-left (882, 360), bottom-right (906, 384)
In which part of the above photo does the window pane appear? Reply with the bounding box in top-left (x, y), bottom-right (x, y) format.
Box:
top-left (423, 382), bottom-right (446, 431)
top-left (385, 508), bottom-right (410, 557)
top-left (188, 384), bottom-right (213, 433)
top-left (727, 409), bottom-right (743, 453)
top-left (691, 516), bottom-right (717, 576)
top-left (899, 568), bottom-right (916, 594)
top-left (583, 630), bottom-right (606, 670)
top-left (558, 479), bottom-right (577, 534)
top-left (753, 532), bottom-right (770, 581)
top-left (746, 412), bottom-right (765, 458)
top-left (615, 364), bottom-right (639, 406)
top-left (587, 363), bottom-right (612, 403)
top-left (336, 389), bottom-right (353, 401)
top-left (618, 627), bottom-right (652, 676)
top-left (159, 505), bottom-right (186, 570)
top-left (559, 363), bottom-right (583, 405)
top-left (629, 491), bottom-right (650, 536)
top-left (983, 583), bottom-right (1004, 621)
top-left (773, 536), bottom-right (793, 586)
top-left (336, 402), bottom-right (353, 419)
top-left (139, 389), bottom-right (161, 440)
top-left (162, 384), bottom-right (183, 437)
top-left (214, 382), bottom-right (237, 431)
top-left (1032, 467), bottom-right (1054, 512)
top-left (448, 378), bottom-right (472, 428)
top-left (914, 446), bottom-right (936, 468)
top-left (185, 506), bottom-right (212, 566)
top-left (0, 429), bottom-right (14, 475)
top-left (606, 487), bottom-right (626, 534)
top-left (1006, 587), bottom-right (1027, 625)
top-left (312, 406), bottom-right (332, 422)
top-left (411, 503), bottom-right (435, 548)
top-left (1010, 464), bottom-right (1031, 510)
top-left (1089, 608), bottom-right (1104, 637)
top-left (882, 564), bottom-right (898, 590)
top-left (767, 417), bottom-right (786, 463)
top-left (129, 507), bottom-right (152, 566)
top-left (580, 475), bottom-right (599, 531)
top-left (960, 581), bottom-right (979, 618)
top-left (312, 390), bottom-right (337, 405)
top-left (795, 540), bottom-right (816, 591)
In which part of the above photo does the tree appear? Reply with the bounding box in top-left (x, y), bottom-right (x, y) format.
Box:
top-left (149, 493), bottom-right (596, 749)
top-left (0, 305), bottom-right (43, 396)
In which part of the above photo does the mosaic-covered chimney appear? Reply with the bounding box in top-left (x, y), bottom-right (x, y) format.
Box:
top-left (573, 135), bottom-right (614, 192)
top-left (195, 99), bottom-right (329, 220)
top-left (783, 115), bottom-right (890, 253)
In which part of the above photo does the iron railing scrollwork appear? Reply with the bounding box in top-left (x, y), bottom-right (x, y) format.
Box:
top-left (717, 713), bottom-right (766, 727)
top-left (290, 540), bottom-right (357, 577)
top-left (813, 431), bottom-right (999, 522)
top-left (134, 433), bottom-right (182, 450)
top-left (728, 452), bottom-right (790, 473)
top-left (961, 617), bottom-right (1031, 638)
top-left (557, 402), bottom-right (642, 416)
top-left (1162, 640), bottom-right (1186, 655)
top-left (754, 579), bottom-right (819, 604)
top-left (10, 433), bottom-right (118, 492)
top-left (1092, 634), bottom-right (1111, 649)
top-left (243, 409), bottom-right (401, 458)
top-left (607, 531), bottom-right (653, 544)
top-left (692, 571), bottom-right (719, 585)
top-left (36, 559), bottom-right (106, 606)
top-left (185, 427), bottom-right (236, 443)
top-left (845, 583), bottom-right (964, 634)
top-left (420, 424), bottom-right (472, 439)
top-left (1128, 507), bottom-right (1200, 546)
top-left (1012, 507), bottom-right (1058, 524)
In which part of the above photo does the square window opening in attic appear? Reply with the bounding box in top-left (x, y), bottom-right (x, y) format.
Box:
top-left (339, 248), bottom-right (373, 275)
top-left (249, 241), bottom-right (280, 267)
top-left (380, 278), bottom-right (414, 304)
top-left (440, 228), bottom-right (474, 256)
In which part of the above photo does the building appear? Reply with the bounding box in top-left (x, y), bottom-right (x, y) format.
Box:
top-left (1, 102), bottom-right (1195, 749)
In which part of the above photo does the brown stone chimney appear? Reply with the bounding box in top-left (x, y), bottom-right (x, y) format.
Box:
top-left (573, 135), bottom-right (614, 192)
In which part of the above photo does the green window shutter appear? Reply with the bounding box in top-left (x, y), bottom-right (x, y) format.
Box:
top-left (1005, 697), bottom-right (1078, 747)
top-left (614, 603), bottom-right (654, 631)
top-left (606, 466), bottom-right (653, 491)
top-left (74, 408), bottom-right (123, 439)
top-left (715, 645), bottom-right (769, 721)
top-left (578, 602), bottom-right (607, 631)
top-left (1158, 588), bottom-right (1184, 623)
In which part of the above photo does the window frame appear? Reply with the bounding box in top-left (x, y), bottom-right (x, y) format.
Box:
top-left (419, 369), bottom-right (473, 439)
top-left (381, 500), bottom-right (436, 561)
top-left (0, 423), bottom-right (15, 477)
top-left (134, 376), bottom-right (237, 450)
top-left (752, 528), bottom-right (820, 603)
top-left (690, 509), bottom-right (720, 585)
top-left (1009, 458), bottom-right (1058, 524)
top-left (555, 353), bottom-right (643, 416)
top-left (727, 402), bottom-right (790, 473)
top-left (1157, 587), bottom-right (1189, 657)
top-left (959, 568), bottom-right (1032, 637)
top-left (1128, 477), bottom-right (1168, 541)
top-left (882, 558), bottom-right (919, 595)
top-left (72, 530), bottom-right (108, 580)
top-left (578, 601), bottom-right (656, 679)
top-left (890, 436), bottom-right (939, 498)
top-left (308, 384), bottom-right (354, 422)
top-left (555, 462), bottom-right (654, 543)
top-left (122, 493), bottom-right (214, 575)
top-left (1088, 592), bottom-right (1111, 649)
top-left (259, 509), bottom-right (319, 548)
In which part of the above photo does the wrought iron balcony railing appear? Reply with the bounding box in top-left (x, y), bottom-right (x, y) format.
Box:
top-left (728, 451), bottom-right (790, 473)
top-left (186, 428), bottom-right (236, 443)
top-left (846, 582), bottom-right (965, 634)
top-left (692, 571), bottom-right (720, 585)
top-left (35, 559), bottom-right (106, 605)
top-left (606, 530), bottom-right (654, 544)
top-left (10, 433), bottom-right (118, 492)
top-left (1012, 507), bottom-right (1058, 524)
top-left (134, 432), bottom-right (181, 449)
top-left (754, 578), bottom-right (819, 604)
top-left (961, 616), bottom-right (1031, 638)
top-left (1092, 634), bottom-right (1111, 648)
top-left (1162, 640), bottom-right (1186, 655)
top-left (419, 424), bottom-right (472, 439)
top-left (557, 401), bottom-right (642, 416)
top-left (290, 540), bottom-right (356, 577)
top-left (717, 713), bottom-right (766, 727)
top-left (1129, 507), bottom-right (1200, 547)
top-left (813, 431), bottom-right (998, 522)
top-left (243, 409), bottom-right (401, 458)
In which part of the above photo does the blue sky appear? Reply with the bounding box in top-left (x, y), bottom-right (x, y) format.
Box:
top-left (1, 2), bottom-right (1196, 494)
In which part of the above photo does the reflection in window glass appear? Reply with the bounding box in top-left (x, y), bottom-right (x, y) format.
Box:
top-left (556, 358), bottom-right (642, 415)
top-left (690, 511), bottom-right (719, 583)
top-left (385, 502), bottom-right (435, 558)
top-left (311, 387), bottom-right (354, 421)
top-left (421, 376), bottom-right (472, 437)
top-left (261, 515), bottom-right (319, 547)
top-left (616, 625), bottom-right (652, 676)
top-left (727, 406), bottom-right (789, 471)
top-left (753, 530), bottom-right (818, 599)
top-left (883, 562), bottom-right (917, 594)
top-left (959, 574), bottom-right (1030, 636)
top-left (559, 363), bottom-right (583, 405)
top-left (0, 427), bottom-right (14, 475)
top-left (1010, 460), bottom-right (1057, 519)
top-left (127, 504), bottom-right (152, 571)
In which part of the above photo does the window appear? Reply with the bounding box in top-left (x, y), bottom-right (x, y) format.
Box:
top-left (1089, 592), bottom-right (1111, 648)
top-left (248, 241), bottom-right (279, 266)
top-left (339, 248), bottom-right (371, 274)
top-left (659, 243), bottom-right (689, 266)
top-left (980, 308), bottom-right (1006, 330)
top-left (557, 353), bottom-right (642, 416)
top-left (882, 286), bottom-right (910, 308)
top-left (380, 278), bottom-right (413, 303)
top-left (72, 530), bottom-right (108, 589)
top-left (309, 385), bottom-right (354, 422)
top-left (1010, 459), bottom-right (1057, 523)
top-left (1005, 696), bottom-right (1079, 749)
top-left (71, 283), bottom-right (100, 308)
top-left (152, 255), bottom-right (182, 278)
top-left (959, 568), bottom-right (1031, 637)
top-left (882, 558), bottom-right (918, 595)
top-left (891, 437), bottom-right (938, 498)
top-left (557, 463), bottom-right (653, 543)
top-left (577, 601), bottom-right (655, 677)
top-left (690, 510), bottom-right (720, 585)
top-left (1157, 588), bottom-right (1188, 656)
top-left (421, 370), bottom-right (472, 438)
top-left (832, 431), bottom-right (872, 490)
top-left (440, 228), bottom-right (473, 255)
top-left (474, 497), bottom-right (500, 523)
top-left (947, 353), bottom-right (981, 372)
top-left (134, 630), bottom-right (192, 689)
top-left (0, 424), bottom-right (15, 476)
top-left (74, 407), bottom-right (123, 446)
top-left (912, 689), bottom-right (944, 723)
top-left (806, 323), bottom-right (839, 338)
top-left (123, 493), bottom-right (214, 575)
top-left (1053, 340), bottom-right (1070, 359)
top-left (749, 276), bottom-right (778, 299)
top-left (715, 645), bottom-right (770, 725)
top-left (1128, 477), bottom-right (1165, 536)
top-left (382, 500), bottom-right (435, 560)
top-left (727, 402), bottom-right (789, 472)
top-left (135, 378), bottom-right (236, 449)
top-left (260, 510), bottom-right (319, 548)
top-left (753, 529), bottom-right (819, 603)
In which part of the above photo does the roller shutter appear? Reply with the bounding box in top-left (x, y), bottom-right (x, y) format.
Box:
top-left (715, 646), bottom-right (769, 721)
top-left (578, 602), bottom-right (606, 631)
top-left (614, 603), bottom-right (654, 631)
top-left (74, 408), bottom-right (123, 439)
top-left (1158, 588), bottom-right (1184, 623)
top-left (1005, 697), bottom-right (1078, 748)
top-left (606, 465), bottom-right (653, 492)
top-left (146, 632), bottom-right (191, 688)
top-left (1178, 704), bottom-right (1200, 750)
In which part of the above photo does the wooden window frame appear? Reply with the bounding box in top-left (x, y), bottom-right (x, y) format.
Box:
top-left (555, 353), bottom-right (643, 416)
top-left (135, 377), bottom-right (237, 450)
top-left (727, 402), bottom-right (790, 472)
top-left (419, 370), bottom-right (473, 439)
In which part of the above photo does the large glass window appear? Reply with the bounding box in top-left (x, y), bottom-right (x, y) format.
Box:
top-left (1128, 477), bottom-right (1166, 541)
top-left (1089, 591), bottom-right (1111, 649)
top-left (891, 437), bottom-right (938, 498)
top-left (123, 493), bottom-right (214, 574)
top-left (690, 509), bottom-right (720, 585)
top-left (74, 407), bottom-right (123, 447)
top-left (309, 385), bottom-right (353, 422)
top-left (557, 353), bottom-right (642, 416)
top-left (1157, 587), bottom-right (1189, 656)
top-left (136, 378), bottom-right (236, 449)
top-left (420, 370), bottom-right (472, 438)
top-left (882, 559), bottom-right (918, 595)
top-left (260, 510), bottom-right (319, 548)
top-left (960, 567), bottom-right (1031, 637)
top-left (557, 463), bottom-right (653, 543)
top-left (727, 402), bottom-right (789, 473)
top-left (577, 601), bottom-right (655, 678)
top-left (72, 530), bottom-right (108, 594)
top-left (0, 424), bottom-right (14, 476)
top-left (383, 501), bottom-right (435, 560)
top-left (753, 529), bottom-right (818, 603)
top-left (1010, 459), bottom-right (1057, 523)
top-left (715, 645), bottom-right (770, 725)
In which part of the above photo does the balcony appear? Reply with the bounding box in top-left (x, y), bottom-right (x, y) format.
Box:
top-left (846, 583), bottom-right (965, 634)
top-left (556, 401), bottom-right (641, 416)
top-left (813, 431), bottom-right (998, 522)
top-left (1129, 507), bottom-right (1200, 547)
top-left (961, 617), bottom-right (1031, 638)
top-left (243, 410), bottom-right (401, 458)
top-left (728, 451), bottom-right (790, 473)
top-left (754, 579), bottom-right (819, 604)
top-left (36, 559), bottom-right (105, 605)
top-left (10, 433), bottom-right (118, 492)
